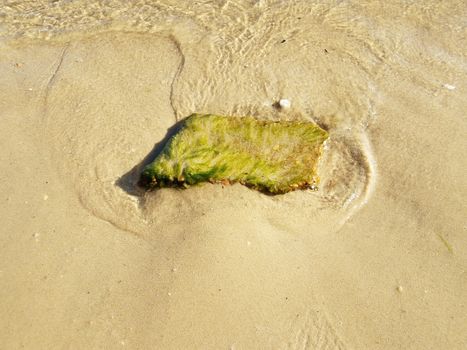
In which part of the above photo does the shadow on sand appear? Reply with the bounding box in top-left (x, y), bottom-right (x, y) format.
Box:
top-left (116, 119), bottom-right (186, 196)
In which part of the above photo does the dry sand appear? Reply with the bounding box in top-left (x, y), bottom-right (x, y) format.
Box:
top-left (0, 1), bottom-right (466, 349)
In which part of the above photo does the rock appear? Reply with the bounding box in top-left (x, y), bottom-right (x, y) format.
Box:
top-left (139, 114), bottom-right (328, 194)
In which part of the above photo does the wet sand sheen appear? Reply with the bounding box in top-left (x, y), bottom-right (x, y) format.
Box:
top-left (1, 1), bottom-right (466, 349)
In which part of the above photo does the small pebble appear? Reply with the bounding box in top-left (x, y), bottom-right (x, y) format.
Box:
top-left (43, 194), bottom-right (48, 201)
top-left (279, 98), bottom-right (291, 109)
top-left (443, 83), bottom-right (455, 90)
top-left (396, 285), bottom-right (403, 293)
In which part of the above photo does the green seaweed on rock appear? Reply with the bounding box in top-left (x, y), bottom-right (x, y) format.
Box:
top-left (139, 114), bottom-right (329, 194)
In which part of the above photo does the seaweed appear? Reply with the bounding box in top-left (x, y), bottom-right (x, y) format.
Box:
top-left (139, 114), bottom-right (328, 194)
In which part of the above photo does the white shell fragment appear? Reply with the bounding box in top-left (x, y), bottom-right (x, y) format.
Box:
top-left (443, 83), bottom-right (456, 90)
top-left (279, 98), bottom-right (291, 109)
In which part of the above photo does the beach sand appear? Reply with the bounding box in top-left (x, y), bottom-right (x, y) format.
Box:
top-left (0, 1), bottom-right (466, 349)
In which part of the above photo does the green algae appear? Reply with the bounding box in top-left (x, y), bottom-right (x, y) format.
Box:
top-left (139, 114), bottom-right (329, 194)
top-left (436, 233), bottom-right (454, 254)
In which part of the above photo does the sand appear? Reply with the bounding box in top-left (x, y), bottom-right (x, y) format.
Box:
top-left (0, 1), bottom-right (466, 349)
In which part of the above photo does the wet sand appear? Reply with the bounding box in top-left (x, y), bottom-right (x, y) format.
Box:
top-left (0, 1), bottom-right (466, 349)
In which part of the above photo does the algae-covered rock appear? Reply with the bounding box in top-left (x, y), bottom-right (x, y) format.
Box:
top-left (139, 114), bottom-right (329, 194)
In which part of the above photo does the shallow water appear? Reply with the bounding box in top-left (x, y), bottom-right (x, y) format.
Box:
top-left (2, 1), bottom-right (380, 239)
